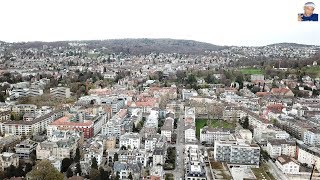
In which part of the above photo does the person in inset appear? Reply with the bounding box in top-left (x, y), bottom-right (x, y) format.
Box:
top-left (298, 2), bottom-right (318, 21)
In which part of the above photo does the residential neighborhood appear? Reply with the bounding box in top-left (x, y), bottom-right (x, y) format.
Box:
top-left (0, 39), bottom-right (319, 180)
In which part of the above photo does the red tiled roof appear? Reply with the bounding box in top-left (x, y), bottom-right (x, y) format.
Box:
top-left (256, 92), bottom-right (271, 97)
top-left (51, 116), bottom-right (93, 127)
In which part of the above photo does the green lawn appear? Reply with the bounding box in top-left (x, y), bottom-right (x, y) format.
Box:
top-left (302, 66), bottom-right (320, 77)
top-left (240, 68), bottom-right (264, 75)
top-left (164, 173), bottom-right (174, 180)
top-left (195, 119), bottom-right (235, 138)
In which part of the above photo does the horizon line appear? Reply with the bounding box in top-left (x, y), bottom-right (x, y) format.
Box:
top-left (1, 38), bottom-right (319, 48)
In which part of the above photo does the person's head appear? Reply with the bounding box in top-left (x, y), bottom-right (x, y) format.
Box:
top-left (304, 2), bottom-right (315, 16)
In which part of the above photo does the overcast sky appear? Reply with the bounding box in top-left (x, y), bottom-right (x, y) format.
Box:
top-left (0, 0), bottom-right (320, 46)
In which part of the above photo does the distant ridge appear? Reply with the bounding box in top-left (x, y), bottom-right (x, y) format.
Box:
top-left (1, 38), bottom-right (227, 55)
top-left (267, 42), bottom-right (318, 47)
top-left (0, 38), bottom-right (318, 55)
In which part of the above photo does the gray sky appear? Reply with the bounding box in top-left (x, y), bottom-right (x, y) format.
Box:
top-left (0, 0), bottom-right (320, 46)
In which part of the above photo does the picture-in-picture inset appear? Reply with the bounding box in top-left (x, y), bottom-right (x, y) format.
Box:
top-left (298, 2), bottom-right (318, 21)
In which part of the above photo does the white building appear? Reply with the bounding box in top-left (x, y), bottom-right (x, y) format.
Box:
top-left (253, 126), bottom-right (289, 144)
top-left (297, 145), bottom-right (320, 170)
top-left (237, 129), bottom-right (253, 143)
top-left (1, 109), bottom-right (65, 136)
top-left (182, 89), bottom-right (198, 101)
top-left (266, 139), bottom-right (296, 158)
top-left (144, 135), bottom-right (166, 152)
top-left (200, 127), bottom-right (232, 144)
top-left (145, 109), bottom-right (159, 128)
top-left (275, 155), bottom-right (300, 174)
top-left (185, 125), bottom-right (196, 142)
top-left (101, 109), bottom-right (127, 138)
top-left (50, 87), bottom-right (71, 99)
top-left (303, 128), bottom-right (320, 146)
top-left (92, 114), bottom-right (107, 136)
top-left (84, 141), bottom-right (104, 166)
top-left (8, 87), bottom-right (43, 99)
top-left (118, 149), bottom-right (147, 167)
top-left (15, 139), bottom-right (38, 159)
top-left (153, 148), bottom-right (166, 166)
top-left (119, 132), bottom-right (141, 149)
top-left (250, 74), bottom-right (264, 82)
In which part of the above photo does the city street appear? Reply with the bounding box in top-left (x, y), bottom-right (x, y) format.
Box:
top-left (165, 112), bottom-right (185, 180)
top-left (266, 159), bottom-right (288, 180)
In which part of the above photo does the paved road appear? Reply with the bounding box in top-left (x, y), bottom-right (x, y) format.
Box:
top-left (266, 159), bottom-right (288, 180)
top-left (165, 111), bottom-right (185, 180)
top-left (174, 113), bottom-right (185, 180)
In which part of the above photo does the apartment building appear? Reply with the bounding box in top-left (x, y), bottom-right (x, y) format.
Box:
top-left (214, 135), bottom-right (260, 167)
top-left (303, 128), bottom-right (320, 146)
top-left (153, 148), bottom-right (166, 166)
top-left (47, 114), bottom-right (94, 139)
top-left (200, 127), bottom-right (233, 144)
top-left (275, 155), bottom-right (300, 174)
top-left (11, 104), bottom-right (37, 115)
top-left (1, 109), bottom-right (65, 136)
top-left (15, 139), bottom-right (38, 159)
top-left (184, 144), bottom-right (206, 180)
top-left (145, 134), bottom-right (166, 152)
top-left (297, 143), bottom-right (320, 170)
top-left (101, 109), bottom-right (127, 138)
top-left (84, 141), bottom-right (104, 166)
top-left (185, 125), bottom-right (197, 142)
top-left (266, 139), bottom-right (296, 158)
top-left (161, 117), bottom-right (174, 142)
top-left (36, 135), bottom-right (79, 160)
top-left (119, 132), bottom-right (141, 150)
top-left (50, 87), bottom-right (71, 99)
top-left (118, 149), bottom-right (147, 166)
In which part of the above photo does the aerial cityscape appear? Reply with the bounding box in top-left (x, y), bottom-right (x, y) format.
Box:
top-left (1, 0), bottom-right (320, 180)
top-left (0, 38), bottom-right (319, 180)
